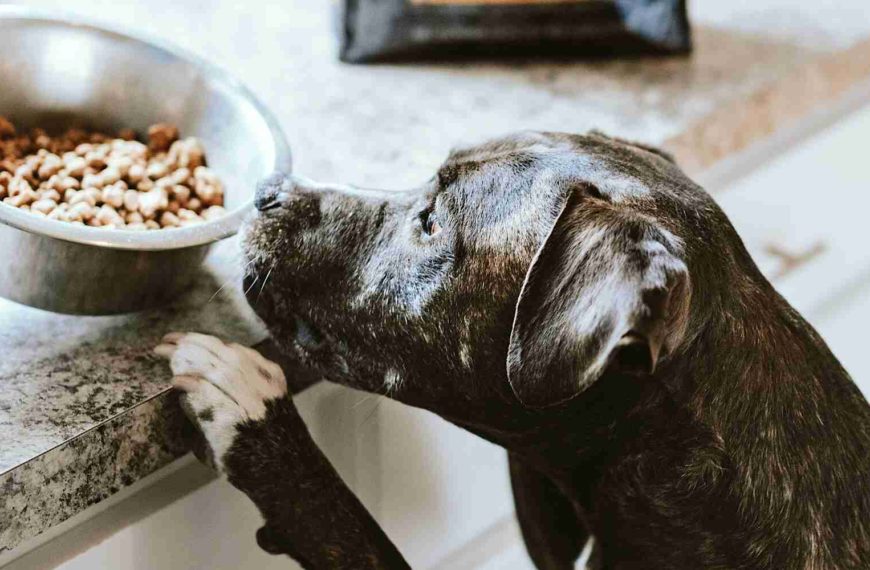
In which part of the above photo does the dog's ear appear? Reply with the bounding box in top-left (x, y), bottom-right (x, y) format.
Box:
top-left (507, 188), bottom-right (691, 408)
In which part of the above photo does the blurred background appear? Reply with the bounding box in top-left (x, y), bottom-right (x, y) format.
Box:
top-left (2, 1), bottom-right (870, 569)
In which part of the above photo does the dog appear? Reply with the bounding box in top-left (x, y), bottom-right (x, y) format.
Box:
top-left (155, 131), bottom-right (870, 569)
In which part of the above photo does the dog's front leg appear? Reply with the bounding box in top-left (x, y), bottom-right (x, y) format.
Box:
top-left (509, 454), bottom-right (596, 570)
top-left (155, 333), bottom-right (410, 570)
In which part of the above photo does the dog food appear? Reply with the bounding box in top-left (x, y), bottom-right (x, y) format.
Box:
top-left (0, 118), bottom-right (226, 229)
top-left (340, 0), bottom-right (691, 63)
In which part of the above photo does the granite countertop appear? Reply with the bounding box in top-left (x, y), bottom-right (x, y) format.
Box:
top-left (3, 0), bottom-right (870, 554)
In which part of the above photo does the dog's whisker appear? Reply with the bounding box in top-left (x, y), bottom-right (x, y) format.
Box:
top-left (207, 259), bottom-right (255, 304)
top-left (242, 274), bottom-right (260, 297)
top-left (256, 263), bottom-right (275, 305)
top-left (207, 278), bottom-right (235, 304)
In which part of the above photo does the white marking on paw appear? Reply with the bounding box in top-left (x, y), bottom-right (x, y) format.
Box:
top-left (155, 333), bottom-right (288, 472)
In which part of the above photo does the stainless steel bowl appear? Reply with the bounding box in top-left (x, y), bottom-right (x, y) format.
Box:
top-left (0, 7), bottom-right (291, 315)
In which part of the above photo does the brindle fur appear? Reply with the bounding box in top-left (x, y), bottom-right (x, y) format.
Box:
top-left (214, 131), bottom-right (870, 569)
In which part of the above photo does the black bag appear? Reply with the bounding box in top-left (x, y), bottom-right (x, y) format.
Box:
top-left (339, 0), bottom-right (691, 63)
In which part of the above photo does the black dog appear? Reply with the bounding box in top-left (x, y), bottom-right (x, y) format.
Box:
top-left (156, 132), bottom-right (870, 569)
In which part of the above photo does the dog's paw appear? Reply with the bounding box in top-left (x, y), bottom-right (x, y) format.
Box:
top-left (155, 332), bottom-right (287, 473)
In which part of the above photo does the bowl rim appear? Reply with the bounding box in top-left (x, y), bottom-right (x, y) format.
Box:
top-left (0, 5), bottom-right (292, 251)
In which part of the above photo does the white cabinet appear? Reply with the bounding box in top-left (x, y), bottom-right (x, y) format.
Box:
top-left (293, 381), bottom-right (530, 569)
top-left (353, 397), bottom-right (521, 569)
top-left (33, 474), bottom-right (302, 570)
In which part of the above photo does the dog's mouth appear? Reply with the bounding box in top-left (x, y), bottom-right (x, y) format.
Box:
top-left (242, 270), bottom-right (331, 358)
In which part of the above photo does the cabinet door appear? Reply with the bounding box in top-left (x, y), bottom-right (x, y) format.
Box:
top-left (308, 389), bottom-right (525, 569)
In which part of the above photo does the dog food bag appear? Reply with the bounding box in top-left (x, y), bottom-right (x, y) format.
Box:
top-left (339, 0), bottom-right (691, 63)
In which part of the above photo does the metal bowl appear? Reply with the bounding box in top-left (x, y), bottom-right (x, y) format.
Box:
top-left (0, 7), bottom-right (291, 315)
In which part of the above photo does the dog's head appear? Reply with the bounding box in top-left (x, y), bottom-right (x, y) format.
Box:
top-left (243, 132), bottom-right (733, 411)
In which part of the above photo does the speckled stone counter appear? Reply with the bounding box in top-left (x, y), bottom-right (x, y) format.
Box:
top-left (0, 240), bottom-right (266, 552)
top-left (3, 0), bottom-right (870, 554)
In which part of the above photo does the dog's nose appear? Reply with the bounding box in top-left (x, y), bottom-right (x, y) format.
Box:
top-left (255, 172), bottom-right (295, 211)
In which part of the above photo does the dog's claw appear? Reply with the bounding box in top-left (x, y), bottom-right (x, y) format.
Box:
top-left (171, 374), bottom-right (202, 392)
top-left (162, 331), bottom-right (186, 344)
top-left (154, 343), bottom-right (177, 358)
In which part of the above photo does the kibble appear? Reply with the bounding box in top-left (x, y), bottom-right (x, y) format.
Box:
top-left (0, 118), bottom-right (226, 229)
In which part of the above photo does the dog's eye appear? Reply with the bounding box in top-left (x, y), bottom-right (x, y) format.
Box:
top-left (420, 208), bottom-right (443, 236)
